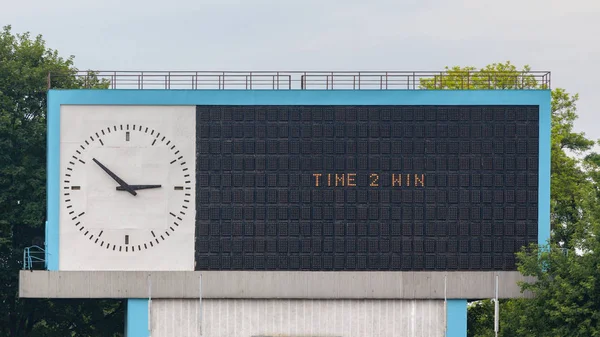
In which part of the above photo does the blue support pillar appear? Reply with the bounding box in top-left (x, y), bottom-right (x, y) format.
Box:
top-left (447, 299), bottom-right (467, 337)
top-left (126, 299), bottom-right (149, 337)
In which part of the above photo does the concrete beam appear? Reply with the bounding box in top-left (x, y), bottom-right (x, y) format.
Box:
top-left (19, 270), bottom-right (533, 300)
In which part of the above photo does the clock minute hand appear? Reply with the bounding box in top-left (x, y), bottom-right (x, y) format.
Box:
top-left (116, 184), bottom-right (162, 191)
top-left (92, 158), bottom-right (137, 196)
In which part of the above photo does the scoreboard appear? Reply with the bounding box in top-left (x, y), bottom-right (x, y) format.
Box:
top-left (194, 105), bottom-right (540, 271)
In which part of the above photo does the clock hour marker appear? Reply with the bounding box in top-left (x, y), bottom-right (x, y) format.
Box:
top-left (99, 138), bottom-right (104, 146)
top-left (78, 159), bottom-right (85, 164)
top-left (98, 230), bottom-right (103, 237)
top-left (152, 139), bottom-right (157, 146)
top-left (174, 186), bottom-right (184, 190)
top-left (124, 235), bottom-right (129, 245)
top-left (169, 212), bottom-right (176, 217)
top-left (170, 159), bottom-right (176, 164)
top-left (72, 186), bottom-right (81, 190)
top-left (126, 131), bottom-right (130, 141)
top-left (151, 231), bottom-right (156, 237)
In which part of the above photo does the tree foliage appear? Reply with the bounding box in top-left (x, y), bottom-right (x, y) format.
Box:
top-left (421, 62), bottom-right (600, 336)
top-left (0, 25), bottom-right (121, 337)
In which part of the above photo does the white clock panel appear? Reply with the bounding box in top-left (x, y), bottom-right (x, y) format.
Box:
top-left (59, 105), bottom-right (196, 271)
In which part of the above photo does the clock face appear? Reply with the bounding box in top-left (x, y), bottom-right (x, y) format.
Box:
top-left (63, 124), bottom-right (192, 252)
top-left (58, 105), bottom-right (196, 271)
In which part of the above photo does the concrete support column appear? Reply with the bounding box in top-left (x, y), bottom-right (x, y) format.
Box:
top-left (446, 299), bottom-right (467, 337)
top-left (126, 299), bottom-right (149, 337)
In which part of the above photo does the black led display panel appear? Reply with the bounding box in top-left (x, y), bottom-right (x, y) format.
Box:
top-left (194, 105), bottom-right (539, 271)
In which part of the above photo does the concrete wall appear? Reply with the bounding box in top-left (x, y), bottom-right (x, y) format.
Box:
top-left (19, 270), bottom-right (533, 299)
top-left (150, 299), bottom-right (445, 337)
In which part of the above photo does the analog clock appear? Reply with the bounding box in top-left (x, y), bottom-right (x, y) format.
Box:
top-left (58, 105), bottom-right (196, 271)
top-left (63, 123), bottom-right (191, 252)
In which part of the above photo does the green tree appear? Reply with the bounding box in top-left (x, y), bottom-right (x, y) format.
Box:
top-left (421, 62), bottom-right (600, 336)
top-left (0, 25), bottom-right (121, 337)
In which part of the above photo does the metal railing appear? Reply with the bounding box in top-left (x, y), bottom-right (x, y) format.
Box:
top-left (23, 245), bottom-right (46, 270)
top-left (48, 70), bottom-right (551, 90)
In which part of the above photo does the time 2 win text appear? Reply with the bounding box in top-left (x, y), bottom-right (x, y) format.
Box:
top-left (312, 173), bottom-right (425, 187)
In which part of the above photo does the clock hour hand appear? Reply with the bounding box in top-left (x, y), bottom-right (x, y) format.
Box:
top-left (116, 184), bottom-right (162, 191)
top-left (92, 158), bottom-right (137, 196)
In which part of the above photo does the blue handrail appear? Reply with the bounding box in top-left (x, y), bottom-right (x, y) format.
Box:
top-left (23, 245), bottom-right (46, 270)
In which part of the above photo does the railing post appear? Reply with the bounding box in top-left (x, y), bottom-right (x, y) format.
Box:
top-left (467, 72), bottom-right (470, 89)
top-left (385, 72), bottom-right (389, 90)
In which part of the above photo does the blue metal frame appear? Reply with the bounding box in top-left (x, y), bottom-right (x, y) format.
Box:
top-left (47, 89), bottom-right (551, 337)
top-left (126, 299), bottom-right (149, 337)
top-left (447, 299), bottom-right (468, 336)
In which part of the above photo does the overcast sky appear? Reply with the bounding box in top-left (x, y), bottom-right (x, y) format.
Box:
top-left (3, 0), bottom-right (599, 141)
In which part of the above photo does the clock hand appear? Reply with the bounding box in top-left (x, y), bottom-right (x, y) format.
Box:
top-left (116, 184), bottom-right (162, 191)
top-left (92, 158), bottom-right (137, 196)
